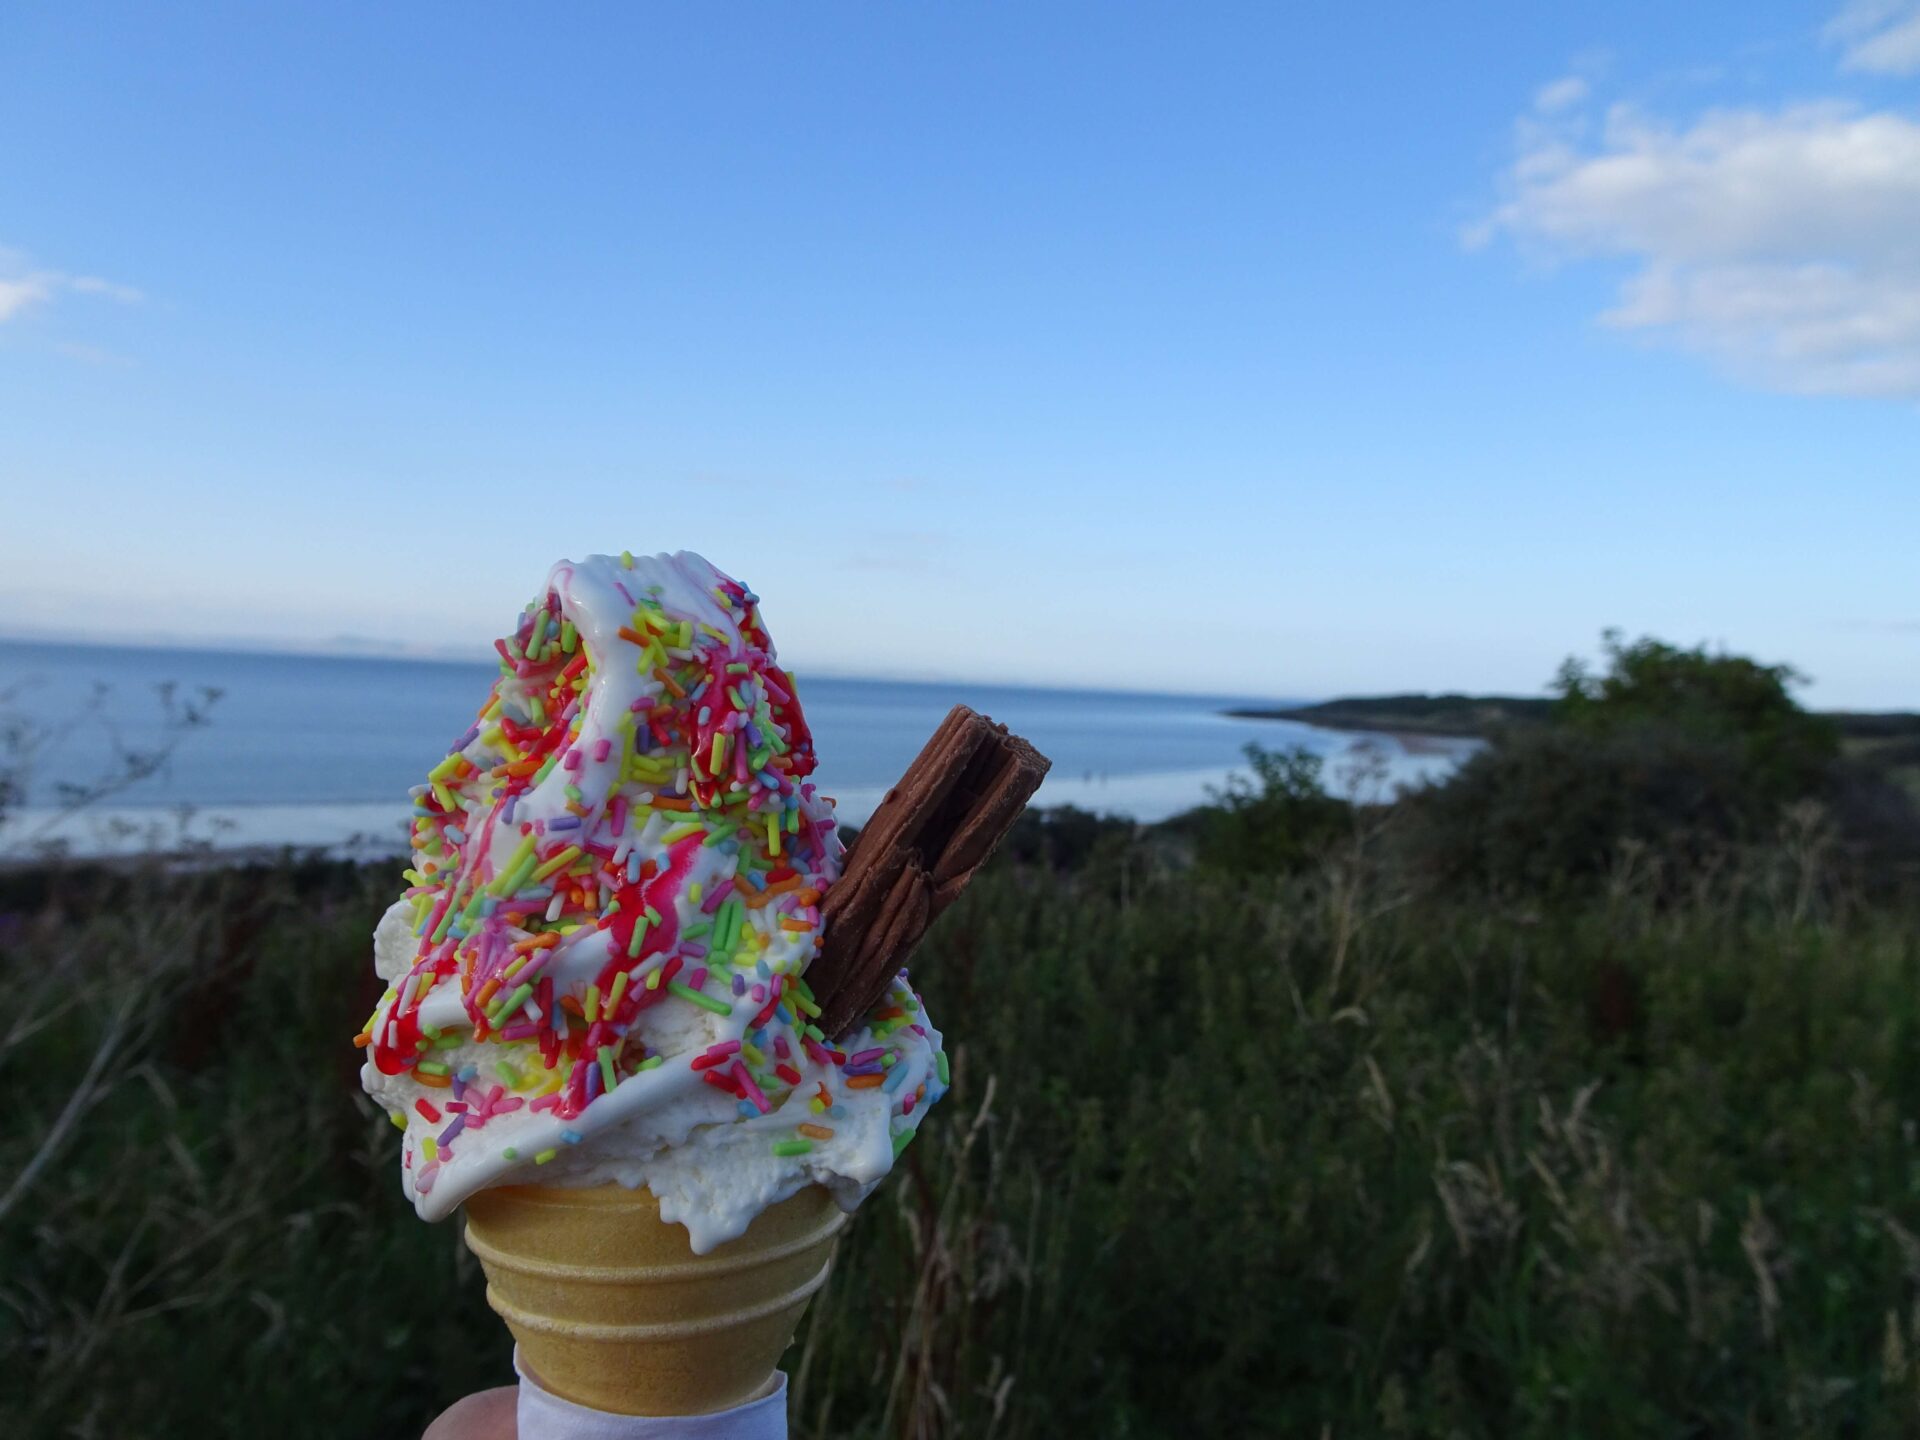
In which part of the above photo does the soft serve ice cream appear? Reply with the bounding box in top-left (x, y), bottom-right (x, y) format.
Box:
top-left (356, 552), bottom-right (947, 1251)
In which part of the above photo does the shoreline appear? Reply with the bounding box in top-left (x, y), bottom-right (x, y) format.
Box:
top-left (1222, 699), bottom-right (1502, 756)
top-left (1226, 710), bottom-right (1476, 756)
top-left (0, 744), bottom-right (1475, 867)
top-left (1221, 694), bottom-right (1552, 741)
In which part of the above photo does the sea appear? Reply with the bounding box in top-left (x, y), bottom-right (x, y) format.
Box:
top-left (0, 639), bottom-right (1474, 858)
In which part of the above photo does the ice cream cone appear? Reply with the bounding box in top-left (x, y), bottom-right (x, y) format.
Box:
top-left (463, 1183), bottom-right (846, 1416)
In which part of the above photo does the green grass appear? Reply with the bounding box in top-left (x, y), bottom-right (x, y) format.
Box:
top-left (3, 846), bottom-right (1919, 1437)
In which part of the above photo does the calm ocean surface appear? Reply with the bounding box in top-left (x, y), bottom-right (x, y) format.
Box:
top-left (0, 640), bottom-right (1470, 856)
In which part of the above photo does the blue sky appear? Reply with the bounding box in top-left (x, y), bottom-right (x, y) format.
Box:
top-left (2, 2), bottom-right (1916, 705)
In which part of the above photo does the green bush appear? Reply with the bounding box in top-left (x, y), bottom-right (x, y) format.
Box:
top-left (1195, 744), bottom-right (1352, 876)
top-left (1397, 723), bottom-right (1764, 895)
top-left (1398, 634), bottom-right (1854, 896)
top-left (1554, 631), bottom-right (1838, 808)
top-left (999, 804), bottom-right (1141, 874)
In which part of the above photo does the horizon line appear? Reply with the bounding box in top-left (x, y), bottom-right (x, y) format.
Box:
top-left (0, 626), bottom-right (1331, 707)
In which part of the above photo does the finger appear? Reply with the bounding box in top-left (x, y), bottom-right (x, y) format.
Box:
top-left (422, 1384), bottom-right (519, 1440)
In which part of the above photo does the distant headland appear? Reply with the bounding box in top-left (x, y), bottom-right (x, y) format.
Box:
top-left (1225, 693), bottom-right (1553, 739)
top-left (1227, 693), bottom-right (1920, 757)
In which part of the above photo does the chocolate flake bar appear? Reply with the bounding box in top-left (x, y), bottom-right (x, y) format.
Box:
top-left (809, 705), bottom-right (1050, 1038)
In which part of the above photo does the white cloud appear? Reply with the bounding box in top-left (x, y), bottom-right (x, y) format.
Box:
top-left (1534, 75), bottom-right (1590, 113)
top-left (1826, 0), bottom-right (1920, 74)
top-left (0, 248), bottom-right (142, 324)
top-left (55, 341), bottom-right (135, 367)
top-left (0, 272), bottom-right (58, 322)
top-left (1480, 100), bottom-right (1920, 397)
top-left (65, 275), bottom-right (145, 304)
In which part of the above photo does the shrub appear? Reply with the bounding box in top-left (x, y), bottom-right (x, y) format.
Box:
top-left (1397, 724), bottom-right (1765, 895)
top-left (1553, 631), bottom-right (1838, 808)
top-left (1194, 744), bottom-right (1351, 876)
top-left (1399, 634), bottom-right (1848, 896)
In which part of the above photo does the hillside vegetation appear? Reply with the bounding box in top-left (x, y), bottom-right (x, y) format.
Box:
top-left (2, 632), bottom-right (1917, 1438)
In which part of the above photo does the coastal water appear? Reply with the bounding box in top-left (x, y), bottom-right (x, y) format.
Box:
top-left (0, 640), bottom-right (1471, 856)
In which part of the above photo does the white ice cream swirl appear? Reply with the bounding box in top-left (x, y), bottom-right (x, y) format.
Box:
top-left (358, 552), bottom-right (947, 1251)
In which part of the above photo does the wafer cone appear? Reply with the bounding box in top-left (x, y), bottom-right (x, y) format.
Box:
top-left (463, 1184), bottom-right (846, 1416)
